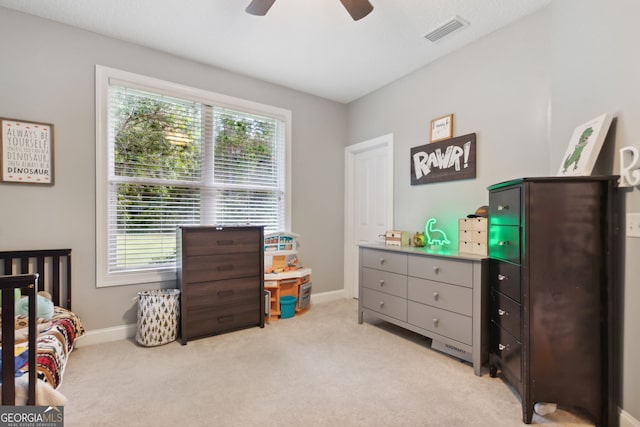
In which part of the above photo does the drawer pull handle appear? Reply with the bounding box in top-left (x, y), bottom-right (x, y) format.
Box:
top-left (379, 280), bottom-right (385, 286)
top-left (497, 274), bottom-right (507, 281)
top-left (217, 265), bottom-right (234, 272)
top-left (379, 258), bottom-right (385, 264)
top-left (433, 266), bottom-right (440, 274)
top-left (218, 290), bottom-right (234, 297)
top-left (218, 315), bottom-right (234, 323)
top-left (497, 308), bottom-right (508, 316)
top-left (433, 318), bottom-right (439, 327)
top-left (498, 343), bottom-right (510, 351)
top-left (433, 292), bottom-right (439, 301)
top-left (216, 239), bottom-right (234, 246)
top-left (497, 205), bottom-right (509, 211)
top-left (379, 301), bottom-right (385, 308)
top-left (498, 241), bottom-right (510, 246)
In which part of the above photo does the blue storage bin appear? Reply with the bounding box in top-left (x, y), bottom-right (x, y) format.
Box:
top-left (280, 295), bottom-right (297, 319)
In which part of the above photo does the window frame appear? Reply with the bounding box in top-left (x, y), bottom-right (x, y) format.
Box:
top-left (95, 65), bottom-right (292, 287)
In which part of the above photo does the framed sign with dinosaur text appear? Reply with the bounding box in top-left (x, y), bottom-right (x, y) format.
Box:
top-left (0, 117), bottom-right (54, 185)
top-left (557, 113), bottom-right (613, 176)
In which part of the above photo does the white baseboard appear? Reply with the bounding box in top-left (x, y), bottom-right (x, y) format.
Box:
top-left (76, 289), bottom-right (349, 347)
top-left (310, 289), bottom-right (347, 304)
top-left (75, 324), bottom-right (136, 348)
top-left (621, 409), bottom-right (640, 427)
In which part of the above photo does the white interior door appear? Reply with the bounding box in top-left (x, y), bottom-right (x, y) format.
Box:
top-left (344, 134), bottom-right (393, 299)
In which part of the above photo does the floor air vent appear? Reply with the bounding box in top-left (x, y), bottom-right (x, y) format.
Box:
top-left (424, 16), bottom-right (467, 42)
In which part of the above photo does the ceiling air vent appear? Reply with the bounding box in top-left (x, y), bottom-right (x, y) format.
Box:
top-left (424, 16), bottom-right (468, 42)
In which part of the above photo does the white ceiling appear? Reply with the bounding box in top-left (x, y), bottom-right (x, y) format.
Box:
top-left (0, 0), bottom-right (551, 103)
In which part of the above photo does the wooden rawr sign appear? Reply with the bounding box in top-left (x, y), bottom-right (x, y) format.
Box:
top-left (411, 133), bottom-right (476, 185)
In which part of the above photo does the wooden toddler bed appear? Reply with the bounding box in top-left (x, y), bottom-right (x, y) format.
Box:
top-left (0, 249), bottom-right (84, 405)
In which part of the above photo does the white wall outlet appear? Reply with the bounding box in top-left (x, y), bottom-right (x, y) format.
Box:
top-left (626, 213), bottom-right (640, 238)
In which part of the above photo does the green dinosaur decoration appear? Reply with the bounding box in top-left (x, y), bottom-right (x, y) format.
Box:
top-left (562, 127), bottom-right (594, 173)
top-left (425, 218), bottom-right (451, 246)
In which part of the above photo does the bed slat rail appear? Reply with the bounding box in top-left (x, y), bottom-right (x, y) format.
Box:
top-left (0, 249), bottom-right (72, 309)
top-left (1, 274), bottom-right (38, 406)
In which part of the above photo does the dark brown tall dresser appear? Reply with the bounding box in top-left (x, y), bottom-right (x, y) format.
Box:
top-left (487, 176), bottom-right (618, 427)
top-left (177, 225), bottom-right (265, 344)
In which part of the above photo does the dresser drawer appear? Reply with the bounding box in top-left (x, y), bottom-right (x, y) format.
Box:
top-left (489, 225), bottom-right (520, 264)
top-left (181, 228), bottom-right (260, 256)
top-left (361, 288), bottom-right (407, 322)
top-left (489, 187), bottom-right (521, 226)
top-left (408, 301), bottom-right (472, 345)
top-left (459, 217), bottom-right (488, 231)
top-left (362, 267), bottom-right (407, 298)
top-left (184, 302), bottom-right (261, 339)
top-left (408, 277), bottom-right (472, 316)
top-left (490, 290), bottom-right (521, 340)
top-left (408, 255), bottom-right (473, 288)
top-left (489, 259), bottom-right (521, 302)
top-left (459, 228), bottom-right (487, 243)
top-left (185, 277), bottom-right (260, 310)
top-left (361, 248), bottom-right (407, 275)
top-left (490, 322), bottom-right (522, 383)
top-left (183, 252), bottom-right (261, 282)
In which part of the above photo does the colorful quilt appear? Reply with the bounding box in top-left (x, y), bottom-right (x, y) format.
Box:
top-left (4, 306), bottom-right (85, 390)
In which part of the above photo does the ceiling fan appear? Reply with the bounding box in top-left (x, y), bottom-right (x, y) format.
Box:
top-left (246, 0), bottom-right (374, 21)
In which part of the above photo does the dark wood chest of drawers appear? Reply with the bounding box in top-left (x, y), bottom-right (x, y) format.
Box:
top-left (487, 176), bottom-right (618, 426)
top-left (177, 226), bottom-right (264, 344)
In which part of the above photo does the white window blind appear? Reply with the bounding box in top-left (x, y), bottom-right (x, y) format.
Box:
top-left (96, 66), bottom-right (290, 286)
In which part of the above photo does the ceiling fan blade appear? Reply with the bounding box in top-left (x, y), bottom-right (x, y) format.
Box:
top-left (246, 0), bottom-right (276, 16)
top-left (339, 0), bottom-right (374, 21)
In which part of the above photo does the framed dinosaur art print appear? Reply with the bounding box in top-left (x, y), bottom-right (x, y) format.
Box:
top-left (557, 113), bottom-right (613, 176)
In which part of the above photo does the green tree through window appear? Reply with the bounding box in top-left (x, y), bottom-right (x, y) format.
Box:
top-left (107, 86), bottom-right (283, 273)
top-left (113, 94), bottom-right (201, 242)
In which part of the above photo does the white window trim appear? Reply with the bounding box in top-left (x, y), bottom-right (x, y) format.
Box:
top-left (95, 65), bottom-right (292, 287)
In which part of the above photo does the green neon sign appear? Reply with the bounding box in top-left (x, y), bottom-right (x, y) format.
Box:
top-left (425, 218), bottom-right (451, 246)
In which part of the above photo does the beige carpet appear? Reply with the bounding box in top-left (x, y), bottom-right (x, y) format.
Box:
top-left (60, 299), bottom-right (595, 426)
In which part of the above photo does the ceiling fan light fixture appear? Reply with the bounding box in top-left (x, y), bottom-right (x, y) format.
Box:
top-left (245, 0), bottom-right (374, 21)
top-left (246, 0), bottom-right (276, 16)
top-left (339, 0), bottom-right (374, 21)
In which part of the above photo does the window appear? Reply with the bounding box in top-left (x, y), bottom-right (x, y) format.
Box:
top-left (96, 66), bottom-right (291, 287)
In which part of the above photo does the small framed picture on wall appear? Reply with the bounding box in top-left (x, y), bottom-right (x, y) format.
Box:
top-left (0, 117), bottom-right (54, 185)
top-left (430, 114), bottom-right (453, 142)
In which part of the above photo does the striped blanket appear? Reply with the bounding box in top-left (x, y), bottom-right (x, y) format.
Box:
top-left (7, 306), bottom-right (85, 389)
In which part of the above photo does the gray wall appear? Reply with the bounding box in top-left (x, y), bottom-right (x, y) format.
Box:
top-left (348, 7), bottom-right (551, 239)
top-left (347, 1), bottom-right (639, 421)
top-left (0, 7), bottom-right (347, 330)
